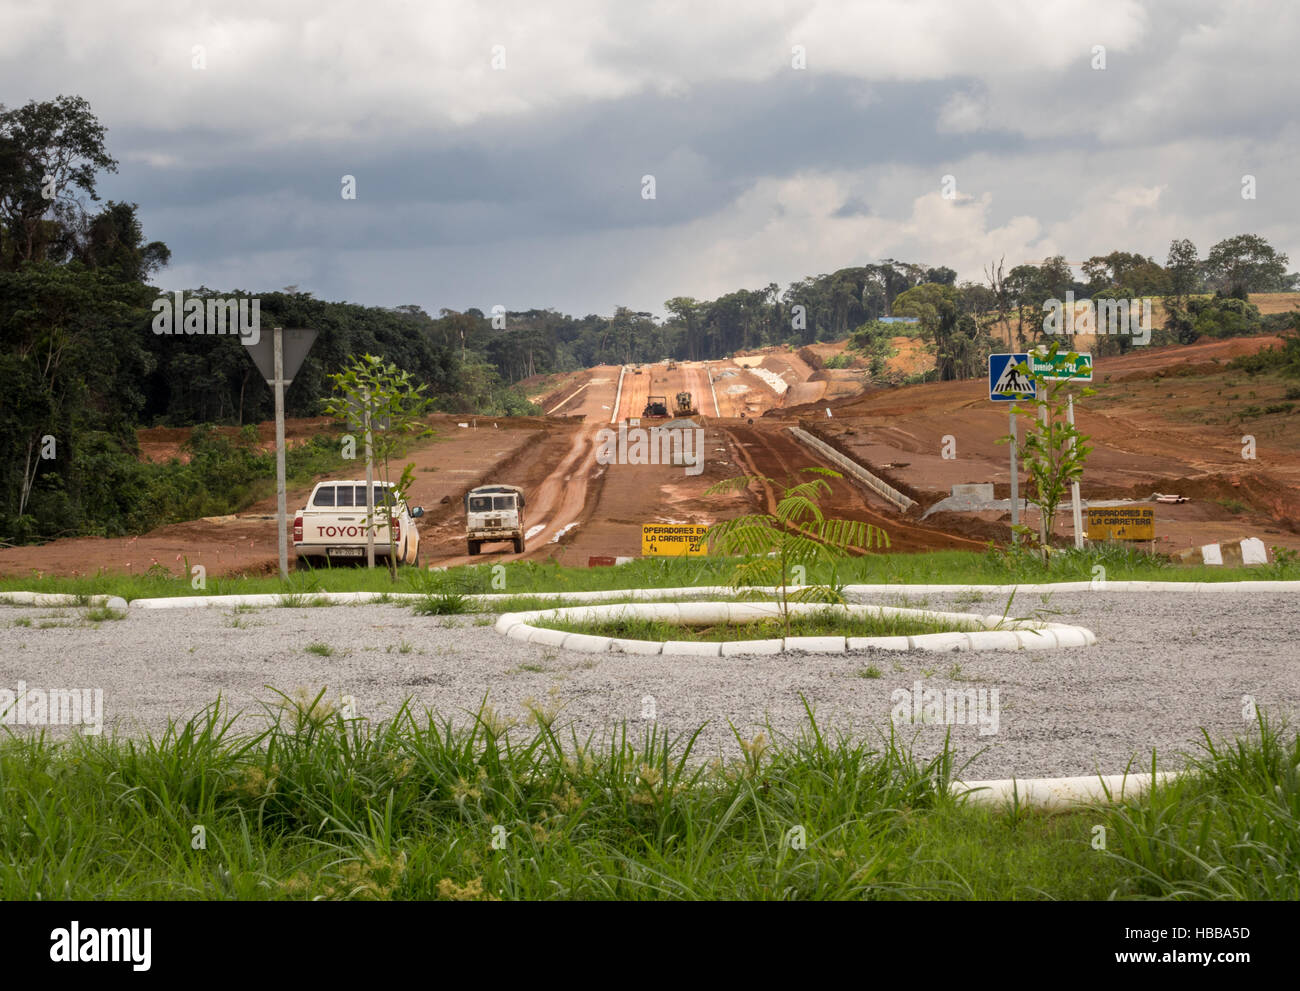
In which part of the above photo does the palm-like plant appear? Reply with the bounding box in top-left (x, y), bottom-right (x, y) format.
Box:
top-left (705, 467), bottom-right (890, 637)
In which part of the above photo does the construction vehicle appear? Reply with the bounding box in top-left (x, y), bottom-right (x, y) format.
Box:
top-left (642, 395), bottom-right (669, 417)
top-left (465, 484), bottom-right (527, 555)
top-left (666, 358), bottom-right (677, 370)
top-left (673, 391), bottom-right (697, 416)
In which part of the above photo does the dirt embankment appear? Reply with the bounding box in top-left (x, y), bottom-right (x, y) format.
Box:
top-left (136, 417), bottom-right (341, 463)
top-left (765, 335), bottom-right (1300, 553)
top-left (8, 332), bottom-right (1300, 577)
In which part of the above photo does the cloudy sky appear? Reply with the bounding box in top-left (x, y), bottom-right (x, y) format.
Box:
top-left (3, 0), bottom-right (1296, 317)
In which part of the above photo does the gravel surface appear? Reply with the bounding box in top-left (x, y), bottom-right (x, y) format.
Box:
top-left (2, 589), bottom-right (1297, 780)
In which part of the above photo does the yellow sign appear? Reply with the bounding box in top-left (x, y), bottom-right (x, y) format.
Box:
top-left (641, 524), bottom-right (709, 556)
top-left (1086, 506), bottom-right (1154, 541)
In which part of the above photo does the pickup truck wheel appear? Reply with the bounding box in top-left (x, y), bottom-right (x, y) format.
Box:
top-left (467, 540), bottom-right (479, 555)
top-left (513, 536), bottom-right (524, 554)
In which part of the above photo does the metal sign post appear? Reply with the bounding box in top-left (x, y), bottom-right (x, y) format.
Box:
top-left (1038, 403), bottom-right (1049, 549)
top-left (989, 354), bottom-right (1036, 546)
top-left (1008, 409), bottom-right (1019, 543)
top-left (273, 328), bottom-right (288, 580)
top-left (1067, 391), bottom-right (1084, 549)
top-left (242, 327), bottom-right (318, 582)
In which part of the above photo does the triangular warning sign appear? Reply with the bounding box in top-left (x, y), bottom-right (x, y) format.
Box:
top-left (993, 359), bottom-right (1034, 395)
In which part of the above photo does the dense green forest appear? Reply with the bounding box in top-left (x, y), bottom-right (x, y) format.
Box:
top-left (2, 95), bottom-right (1297, 544)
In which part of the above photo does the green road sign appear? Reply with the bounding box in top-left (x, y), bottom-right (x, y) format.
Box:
top-left (1029, 351), bottom-right (1092, 381)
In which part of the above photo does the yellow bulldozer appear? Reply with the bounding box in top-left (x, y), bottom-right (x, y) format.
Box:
top-left (673, 391), bottom-right (697, 416)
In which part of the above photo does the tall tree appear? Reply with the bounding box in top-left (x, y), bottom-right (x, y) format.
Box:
top-left (1165, 238), bottom-right (1201, 304)
top-left (1005, 264), bottom-right (1038, 350)
top-left (0, 95), bottom-right (119, 269)
top-left (1204, 234), bottom-right (1292, 295)
top-left (665, 296), bottom-right (701, 360)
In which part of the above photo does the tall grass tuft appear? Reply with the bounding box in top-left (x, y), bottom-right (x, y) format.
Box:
top-left (0, 697), bottom-right (1295, 900)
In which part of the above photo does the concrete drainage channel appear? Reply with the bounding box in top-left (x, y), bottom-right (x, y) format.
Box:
top-left (495, 601), bottom-right (1096, 655)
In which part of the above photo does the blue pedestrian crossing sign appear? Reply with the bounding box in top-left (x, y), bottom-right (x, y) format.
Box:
top-left (989, 353), bottom-right (1037, 401)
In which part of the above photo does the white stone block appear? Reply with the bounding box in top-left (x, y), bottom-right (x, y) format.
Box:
top-left (661, 640), bottom-right (722, 656)
top-left (526, 626), bottom-right (569, 647)
top-left (847, 636), bottom-right (911, 651)
top-left (561, 632), bottom-right (611, 653)
top-left (967, 631), bottom-right (1021, 651)
top-left (720, 638), bottom-right (784, 656)
top-left (1240, 537), bottom-right (1268, 566)
top-left (783, 636), bottom-right (846, 653)
top-left (1015, 629), bottom-right (1059, 650)
top-left (607, 637), bottom-right (662, 655)
top-left (909, 632), bottom-right (972, 652)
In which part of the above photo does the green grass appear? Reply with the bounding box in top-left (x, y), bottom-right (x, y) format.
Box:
top-left (84, 605), bottom-right (126, 622)
top-left (305, 642), bottom-right (334, 657)
top-left (532, 608), bottom-right (984, 642)
top-left (411, 592), bottom-right (473, 616)
top-left (3, 542), bottom-right (1295, 603)
top-left (0, 695), bottom-right (1294, 900)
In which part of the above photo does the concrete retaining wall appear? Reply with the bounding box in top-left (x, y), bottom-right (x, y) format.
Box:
top-left (787, 427), bottom-right (916, 512)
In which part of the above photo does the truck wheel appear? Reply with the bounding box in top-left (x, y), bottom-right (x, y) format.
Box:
top-left (513, 536), bottom-right (524, 554)
top-left (467, 540), bottom-right (479, 555)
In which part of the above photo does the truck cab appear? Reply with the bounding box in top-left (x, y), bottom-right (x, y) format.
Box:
top-left (465, 484), bottom-right (526, 555)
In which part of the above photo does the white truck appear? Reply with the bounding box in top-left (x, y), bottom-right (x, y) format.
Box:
top-left (294, 479), bottom-right (425, 567)
top-left (465, 484), bottom-right (526, 555)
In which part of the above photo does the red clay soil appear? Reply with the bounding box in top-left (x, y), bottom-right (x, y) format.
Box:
top-left (136, 416), bottom-right (340, 463)
top-left (717, 420), bottom-right (989, 554)
top-left (7, 334), bottom-right (1299, 577)
top-left (774, 336), bottom-right (1300, 554)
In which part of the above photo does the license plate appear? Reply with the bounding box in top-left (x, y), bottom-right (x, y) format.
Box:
top-left (327, 547), bottom-right (365, 557)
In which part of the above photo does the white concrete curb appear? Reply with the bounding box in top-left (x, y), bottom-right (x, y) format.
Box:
top-left (951, 771), bottom-right (1179, 809)
top-left (16, 577), bottom-right (1290, 611)
top-left (0, 592), bottom-right (124, 610)
top-left (705, 363), bottom-right (721, 417)
top-left (492, 601), bottom-right (1095, 655)
top-left (610, 364), bottom-right (625, 425)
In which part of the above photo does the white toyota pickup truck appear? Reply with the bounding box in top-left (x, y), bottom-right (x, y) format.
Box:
top-left (293, 480), bottom-right (425, 567)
